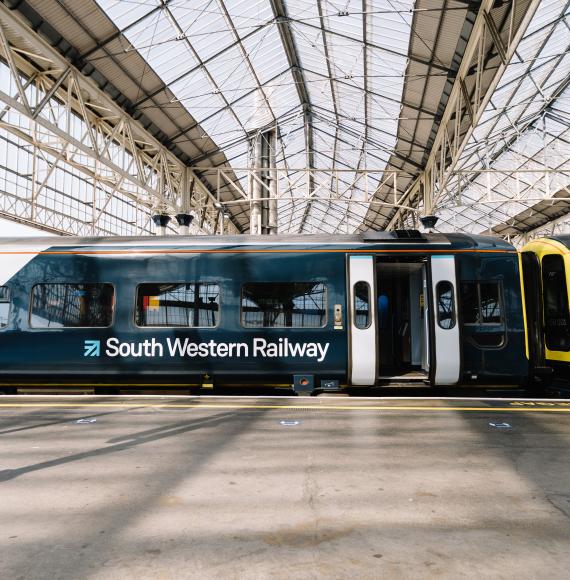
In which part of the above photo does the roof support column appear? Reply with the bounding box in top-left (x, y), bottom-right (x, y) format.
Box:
top-left (249, 129), bottom-right (278, 235)
top-left (268, 129), bottom-right (278, 235)
top-left (249, 133), bottom-right (263, 235)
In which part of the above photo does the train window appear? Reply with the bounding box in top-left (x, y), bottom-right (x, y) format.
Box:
top-left (30, 284), bottom-right (114, 328)
top-left (136, 283), bottom-right (219, 327)
top-left (480, 283), bottom-right (502, 323)
top-left (471, 333), bottom-right (504, 348)
top-left (241, 282), bottom-right (326, 328)
top-left (542, 255), bottom-right (570, 351)
top-left (460, 282), bottom-right (503, 325)
top-left (436, 281), bottom-right (456, 329)
top-left (354, 281), bottom-right (371, 329)
top-left (460, 283), bottom-right (479, 324)
top-left (0, 286), bottom-right (10, 327)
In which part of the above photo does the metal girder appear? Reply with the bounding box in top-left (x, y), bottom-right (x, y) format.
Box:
top-left (189, 167), bottom-right (417, 224)
top-left (269, 0), bottom-right (315, 205)
top-left (297, 0), bottom-right (338, 232)
top-left (0, 3), bottom-right (237, 236)
top-left (293, 15), bottom-right (451, 74)
top-left (310, 105), bottom-right (423, 169)
top-left (511, 199), bottom-right (570, 245)
top-left (385, 0), bottom-right (542, 230)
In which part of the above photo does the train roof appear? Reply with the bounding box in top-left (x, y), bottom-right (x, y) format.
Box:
top-left (549, 235), bottom-right (570, 249)
top-left (0, 231), bottom-right (515, 251)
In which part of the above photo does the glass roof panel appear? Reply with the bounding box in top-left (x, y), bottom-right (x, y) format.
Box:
top-left (97, 0), bottom-right (158, 30)
top-left (440, 0), bottom-right (570, 236)
top-left (93, 0), bottom-right (428, 233)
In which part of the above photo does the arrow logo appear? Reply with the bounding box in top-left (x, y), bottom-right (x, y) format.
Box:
top-left (84, 340), bottom-right (101, 357)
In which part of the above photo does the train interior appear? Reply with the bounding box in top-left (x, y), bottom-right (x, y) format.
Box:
top-left (376, 258), bottom-right (429, 382)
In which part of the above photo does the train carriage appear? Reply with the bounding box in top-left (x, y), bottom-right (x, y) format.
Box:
top-left (521, 236), bottom-right (570, 382)
top-left (0, 230), bottom-right (527, 393)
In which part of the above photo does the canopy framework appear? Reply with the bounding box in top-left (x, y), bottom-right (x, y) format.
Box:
top-left (0, 1), bottom-right (242, 236)
top-left (423, 0), bottom-right (570, 242)
top-left (0, 0), bottom-right (567, 239)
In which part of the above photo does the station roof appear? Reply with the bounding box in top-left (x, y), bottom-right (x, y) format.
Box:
top-left (5, 0), bottom-right (569, 237)
top-left (437, 0), bottom-right (570, 238)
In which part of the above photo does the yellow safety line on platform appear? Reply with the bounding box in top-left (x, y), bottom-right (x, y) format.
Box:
top-left (0, 402), bottom-right (570, 412)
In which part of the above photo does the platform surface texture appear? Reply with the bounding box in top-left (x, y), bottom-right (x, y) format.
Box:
top-left (1, 395), bottom-right (569, 579)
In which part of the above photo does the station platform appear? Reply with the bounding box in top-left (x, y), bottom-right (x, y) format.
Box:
top-left (1, 395), bottom-right (570, 579)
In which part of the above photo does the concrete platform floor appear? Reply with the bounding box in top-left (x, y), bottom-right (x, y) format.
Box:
top-left (1, 395), bottom-right (570, 579)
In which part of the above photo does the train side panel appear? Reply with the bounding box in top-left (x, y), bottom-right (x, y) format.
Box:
top-left (0, 249), bottom-right (349, 387)
top-left (457, 252), bottom-right (528, 384)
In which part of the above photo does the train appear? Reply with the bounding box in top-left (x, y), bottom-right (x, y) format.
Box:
top-left (521, 236), bottom-right (570, 384)
top-left (0, 230), bottom-right (528, 394)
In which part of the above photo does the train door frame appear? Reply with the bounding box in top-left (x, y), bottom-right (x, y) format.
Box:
top-left (347, 255), bottom-right (377, 385)
top-left (347, 252), bottom-right (461, 386)
top-left (375, 257), bottom-right (428, 381)
top-left (421, 265), bottom-right (430, 374)
top-left (521, 251), bottom-right (547, 372)
top-left (429, 255), bottom-right (461, 385)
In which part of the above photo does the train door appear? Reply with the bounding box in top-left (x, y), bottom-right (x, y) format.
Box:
top-left (430, 256), bottom-right (460, 385)
top-left (348, 255), bottom-right (377, 385)
top-left (421, 266), bottom-right (430, 373)
top-left (376, 258), bottom-right (428, 381)
top-left (521, 252), bottom-right (546, 371)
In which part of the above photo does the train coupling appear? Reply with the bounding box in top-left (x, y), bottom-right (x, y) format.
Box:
top-left (534, 366), bottom-right (554, 376)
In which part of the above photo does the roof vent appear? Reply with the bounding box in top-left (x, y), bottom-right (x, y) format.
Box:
top-left (393, 229), bottom-right (425, 239)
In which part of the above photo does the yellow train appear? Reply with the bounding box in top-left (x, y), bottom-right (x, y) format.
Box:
top-left (521, 236), bottom-right (570, 383)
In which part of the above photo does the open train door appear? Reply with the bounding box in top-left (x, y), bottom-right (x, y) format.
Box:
top-left (430, 256), bottom-right (460, 385)
top-left (348, 255), bottom-right (377, 385)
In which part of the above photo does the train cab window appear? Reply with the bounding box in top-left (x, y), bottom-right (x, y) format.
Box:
top-left (0, 286), bottom-right (10, 327)
top-left (241, 282), bottom-right (326, 328)
top-left (30, 284), bottom-right (114, 328)
top-left (436, 281), bottom-right (456, 329)
top-left (136, 283), bottom-right (219, 327)
top-left (354, 281), bottom-right (371, 329)
top-left (542, 255), bottom-right (570, 351)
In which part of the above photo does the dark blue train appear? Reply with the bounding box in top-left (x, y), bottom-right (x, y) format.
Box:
top-left (0, 230), bottom-right (527, 393)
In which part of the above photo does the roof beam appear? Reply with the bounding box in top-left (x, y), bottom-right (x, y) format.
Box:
top-left (311, 105), bottom-right (423, 169)
top-left (0, 2), bottom-right (241, 235)
top-left (131, 18), bottom-right (271, 109)
top-left (269, 0), bottom-right (315, 200)
top-left (298, 0), bottom-right (339, 232)
top-left (386, 0), bottom-right (542, 230)
top-left (293, 17), bottom-right (451, 74)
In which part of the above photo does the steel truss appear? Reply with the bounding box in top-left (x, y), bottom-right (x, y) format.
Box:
top-left (195, 165), bottom-right (570, 232)
top-left (385, 0), bottom-right (548, 230)
top-left (191, 166), bottom-right (420, 233)
top-left (0, 4), bottom-right (237, 237)
top-left (514, 207), bottom-right (570, 245)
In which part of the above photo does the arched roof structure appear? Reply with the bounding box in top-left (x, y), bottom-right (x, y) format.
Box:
top-left (0, 0), bottom-right (568, 239)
